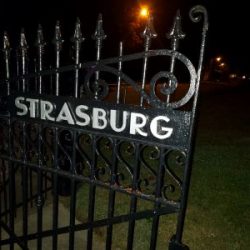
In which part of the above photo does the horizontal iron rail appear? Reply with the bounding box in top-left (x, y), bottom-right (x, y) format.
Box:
top-left (0, 49), bottom-right (193, 85)
top-left (0, 185), bottom-right (52, 218)
top-left (0, 220), bottom-right (28, 249)
top-left (0, 154), bottom-right (180, 209)
top-left (0, 206), bottom-right (176, 246)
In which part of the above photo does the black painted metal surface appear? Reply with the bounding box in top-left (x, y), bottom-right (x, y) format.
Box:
top-left (0, 5), bottom-right (208, 250)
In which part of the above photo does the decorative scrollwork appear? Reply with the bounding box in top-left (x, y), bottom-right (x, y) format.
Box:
top-left (26, 123), bottom-right (39, 164)
top-left (150, 71), bottom-right (178, 96)
top-left (161, 149), bottom-right (187, 202)
top-left (81, 49), bottom-right (197, 109)
top-left (58, 130), bottom-right (73, 172)
top-left (138, 146), bottom-right (159, 195)
top-left (12, 121), bottom-right (23, 160)
top-left (189, 5), bottom-right (209, 31)
top-left (116, 141), bottom-right (134, 187)
top-left (84, 66), bottom-right (109, 100)
top-left (95, 137), bottom-right (112, 182)
top-left (76, 133), bottom-right (92, 178)
top-left (42, 127), bottom-right (54, 168)
top-left (147, 50), bottom-right (197, 109)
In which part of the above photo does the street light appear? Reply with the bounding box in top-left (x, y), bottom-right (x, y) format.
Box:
top-left (139, 6), bottom-right (150, 19)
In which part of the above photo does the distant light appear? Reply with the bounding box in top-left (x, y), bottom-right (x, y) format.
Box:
top-left (216, 57), bottom-right (222, 62)
top-left (229, 74), bottom-right (237, 79)
top-left (140, 6), bottom-right (150, 18)
top-left (219, 62), bottom-right (225, 67)
top-left (242, 75), bottom-right (246, 79)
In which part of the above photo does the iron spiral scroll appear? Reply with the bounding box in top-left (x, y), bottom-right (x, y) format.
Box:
top-left (82, 49), bottom-right (197, 109)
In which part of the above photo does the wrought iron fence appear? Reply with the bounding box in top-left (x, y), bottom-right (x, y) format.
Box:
top-left (0, 5), bottom-right (208, 250)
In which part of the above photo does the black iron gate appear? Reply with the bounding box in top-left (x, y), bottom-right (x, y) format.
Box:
top-left (0, 5), bottom-right (208, 250)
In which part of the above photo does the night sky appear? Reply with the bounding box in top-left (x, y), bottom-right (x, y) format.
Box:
top-left (1, 0), bottom-right (249, 73)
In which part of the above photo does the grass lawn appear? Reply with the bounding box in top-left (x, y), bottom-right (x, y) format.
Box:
top-left (184, 84), bottom-right (250, 249)
top-left (61, 83), bottom-right (250, 249)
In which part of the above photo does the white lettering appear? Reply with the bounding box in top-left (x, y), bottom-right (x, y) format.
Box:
top-left (110, 110), bottom-right (128, 132)
top-left (75, 105), bottom-right (91, 126)
top-left (26, 98), bottom-right (39, 118)
top-left (15, 97), bottom-right (28, 116)
top-left (40, 100), bottom-right (55, 121)
top-left (13, 96), bottom-right (176, 141)
top-left (56, 103), bottom-right (75, 125)
top-left (92, 108), bottom-right (107, 129)
top-left (150, 116), bottom-right (173, 139)
top-left (130, 112), bottom-right (147, 137)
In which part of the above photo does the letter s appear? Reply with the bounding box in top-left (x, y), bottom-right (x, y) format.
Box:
top-left (15, 97), bottom-right (28, 116)
top-left (75, 105), bottom-right (90, 126)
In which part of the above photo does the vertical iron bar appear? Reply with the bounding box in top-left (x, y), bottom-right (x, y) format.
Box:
top-left (105, 139), bottom-right (117, 250)
top-left (4, 33), bottom-right (15, 250)
top-left (87, 135), bottom-right (97, 250)
top-left (149, 148), bottom-right (165, 249)
top-left (69, 179), bottom-right (77, 250)
top-left (20, 29), bottom-right (28, 93)
top-left (127, 143), bottom-right (140, 250)
top-left (166, 10), bottom-right (185, 104)
top-left (49, 65), bottom-right (53, 95)
top-left (29, 163), bottom-right (33, 207)
top-left (106, 42), bottom-right (123, 247)
top-left (72, 18), bottom-right (84, 98)
top-left (36, 24), bottom-right (46, 94)
top-left (21, 100), bottom-right (28, 249)
top-left (175, 6), bottom-right (208, 244)
top-left (53, 21), bottom-right (63, 96)
top-left (2, 33), bottom-right (11, 226)
top-left (52, 21), bottom-right (63, 249)
top-left (0, 171), bottom-right (4, 222)
top-left (20, 29), bottom-right (29, 249)
top-left (8, 122), bottom-right (15, 250)
top-left (34, 59), bottom-right (38, 93)
top-left (36, 179), bottom-right (43, 250)
top-left (140, 44), bottom-right (149, 107)
top-left (105, 42), bottom-right (124, 248)
top-left (68, 131), bottom-right (77, 250)
top-left (140, 15), bottom-right (157, 106)
top-left (92, 14), bottom-right (106, 100)
top-left (16, 49), bottom-right (20, 91)
top-left (4, 169), bottom-right (8, 223)
top-left (52, 126), bottom-right (59, 250)
top-left (35, 24), bottom-right (46, 250)
top-left (36, 164), bottom-right (44, 250)
top-left (3, 32), bottom-right (11, 96)
top-left (116, 42), bottom-right (123, 104)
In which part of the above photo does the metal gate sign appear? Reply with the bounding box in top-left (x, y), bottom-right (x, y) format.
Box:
top-left (0, 5), bottom-right (208, 250)
top-left (10, 94), bottom-right (191, 148)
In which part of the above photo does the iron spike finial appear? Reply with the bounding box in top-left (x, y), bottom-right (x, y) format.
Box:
top-left (92, 13), bottom-right (107, 42)
top-left (72, 17), bottom-right (85, 43)
top-left (3, 31), bottom-right (11, 52)
top-left (36, 24), bottom-right (46, 47)
top-left (52, 20), bottom-right (64, 50)
top-left (141, 15), bottom-right (158, 40)
top-left (167, 10), bottom-right (185, 50)
top-left (20, 29), bottom-right (28, 51)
